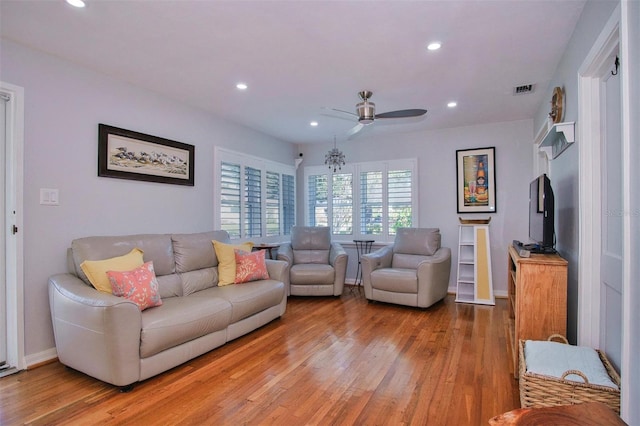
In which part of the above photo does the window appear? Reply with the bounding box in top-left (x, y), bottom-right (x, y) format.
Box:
top-left (220, 162), bottom-right (241, 238)
top-left (282, 174), bottom-right (295, 235)
top-left (387, 169), bottom-right (413, 235)
top-left (305, 159), bottom-right (417, 242)
top-left (244, 167), bottom-right (261, 238)
top-left (332, 173), bottom-right (352, 234)
top-left (215, 148), bottom-right (296, 239)
top-left (308, 174), bottom-right (328, 227)
top-left (266, 171), bottom-right (280, 236)
top-left (360, 171), bottom-right (383, 235)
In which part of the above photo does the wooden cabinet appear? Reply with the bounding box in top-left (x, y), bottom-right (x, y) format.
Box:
top-left (456, 225), bottom-right (494, 305)
top-left (507, 245), bottom-right (568, 377)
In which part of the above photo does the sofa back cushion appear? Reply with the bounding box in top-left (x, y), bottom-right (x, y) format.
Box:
top-left (393, 228), bottom-right (441, 256)
top-left (172, 231), bottom-right (229, 295)
top-left (291, 226), bottom-right (331, 265)
top-left (70, 234), bottom-right (181, 297)
top-left (172, 231), bottom-right (228, 273)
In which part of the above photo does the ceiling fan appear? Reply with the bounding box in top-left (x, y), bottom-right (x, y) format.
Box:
top-left (325, 90), bottom-right (428, 138)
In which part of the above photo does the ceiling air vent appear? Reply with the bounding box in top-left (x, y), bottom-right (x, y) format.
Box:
top-left (513, 84), bottom-right (536, 95)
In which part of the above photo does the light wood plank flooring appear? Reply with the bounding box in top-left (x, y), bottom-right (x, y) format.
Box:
top-left (0, 291), bottom-right (519, 425)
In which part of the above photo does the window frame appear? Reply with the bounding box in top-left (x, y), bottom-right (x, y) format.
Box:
top-left (214, 147), bottom-right (296, 241)
top-left (304, 159), bottom-right (418, 243)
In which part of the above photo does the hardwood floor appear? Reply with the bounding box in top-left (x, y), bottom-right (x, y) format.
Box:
top-left (0, 291), bottom-right (520, 425)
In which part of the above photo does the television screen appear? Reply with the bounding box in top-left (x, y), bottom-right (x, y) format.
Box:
top-left (528, 174), bottom-right (555, 252)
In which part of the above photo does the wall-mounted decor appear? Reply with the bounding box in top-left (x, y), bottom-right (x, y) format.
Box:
top-left (456, 147), bottom-right (496, 213)
top-left (98, 124), bottom-right (194, 186)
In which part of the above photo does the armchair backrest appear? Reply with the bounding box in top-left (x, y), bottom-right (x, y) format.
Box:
top-left (392, 228), bottom-right (441, 269)
top-left (291, 226), bottom-right (331, 264)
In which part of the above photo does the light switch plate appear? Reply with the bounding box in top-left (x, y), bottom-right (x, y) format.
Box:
top-left (40, 188), bottom-right (59, 206)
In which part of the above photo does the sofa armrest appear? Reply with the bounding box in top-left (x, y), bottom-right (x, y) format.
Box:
top-left (329, 242), bottom-right (348, 295)
top-left (416, 247), bottom-right (452, 307)
top-left (329, 242), bottom-right (347, 266)
top-left (360, 245), bottom-right (393, 298)
top-left (361, 245), bottom-right (393, 272)
top-left (48, 273), bottom-right (142, 387)
top-left (276, 243), bottom-right (293, 266)
top-left (265, 259), bottom-right (289, 284)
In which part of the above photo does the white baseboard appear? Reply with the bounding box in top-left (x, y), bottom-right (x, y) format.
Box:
top-left (25, 347), bottom-right (57, 368)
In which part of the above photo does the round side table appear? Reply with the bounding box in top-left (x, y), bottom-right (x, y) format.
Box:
top-left (353, 239), bottom-right (375, 289)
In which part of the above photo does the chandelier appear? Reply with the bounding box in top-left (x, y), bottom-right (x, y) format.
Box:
top-left (324, 136), bottom-right (346, 172)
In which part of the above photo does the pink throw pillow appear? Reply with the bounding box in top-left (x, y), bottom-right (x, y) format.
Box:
top-left (107, 261), bottom-right (163, 311)
top-left (234, 249), bottom-right (270, 283)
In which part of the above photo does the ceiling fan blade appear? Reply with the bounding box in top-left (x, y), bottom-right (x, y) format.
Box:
top-left (375, 109), bottom-right (428, 119)
top-left (346, 123), bottom-right (365, 139)
top-left (321, 107), bottom-right (357, 121)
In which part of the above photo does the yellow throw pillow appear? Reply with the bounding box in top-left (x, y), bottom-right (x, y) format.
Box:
top-left (80, 248), bottom-right (145, 293)
top-left (212, 240), bottom-right (253, 286)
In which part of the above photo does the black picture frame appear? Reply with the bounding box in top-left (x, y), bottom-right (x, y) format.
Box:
top-left (456, 147), bottom-right (496, 213)
top-left (98, 124), bottom-right (194, 186)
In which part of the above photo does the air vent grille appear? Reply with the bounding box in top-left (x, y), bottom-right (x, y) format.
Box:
top-left (513, 84), bottom-right (536, 95)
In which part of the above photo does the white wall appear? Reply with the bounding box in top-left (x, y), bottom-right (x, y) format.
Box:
top-left (0, 40), bottom-right (297, 358)
top-left (532, 0), bottom-right (618, 345)
top-left (298, 119), bottom-right (534, 297)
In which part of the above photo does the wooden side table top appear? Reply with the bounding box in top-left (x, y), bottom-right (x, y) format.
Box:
top-left (252, 244), bottom-right (280, 259)
top-left (488, 402), bottom-right (626, 426)
top-left (254, 243), bottom-right (280, 249)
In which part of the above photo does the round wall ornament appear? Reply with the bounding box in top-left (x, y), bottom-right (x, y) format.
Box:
top-left (549, 86), bottom-right (564, 123)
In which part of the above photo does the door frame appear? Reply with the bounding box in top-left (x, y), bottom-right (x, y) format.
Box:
top-left (577, 3), bottom-right (619, 351)
top-left (0, 81), bottom-right (25, 371)
top-left (578, 3), bottom-right (637, 418)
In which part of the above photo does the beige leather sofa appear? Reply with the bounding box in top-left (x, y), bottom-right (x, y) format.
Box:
top-left (48, 231), bottom-right (288, 389)
top-left (360, 228), bottom-right (451, 308)
top-left (277, 226), bottom-right (347, 296)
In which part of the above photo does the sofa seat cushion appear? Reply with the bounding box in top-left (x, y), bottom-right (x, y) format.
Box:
top-left (371, 268), bottom-right (418, 293)
top-left (197, 280), bottom-right (285, 323)
top-left (140, 295), bottom-right (231, 358)
top-left (290, 264), bottom-right (334, 285)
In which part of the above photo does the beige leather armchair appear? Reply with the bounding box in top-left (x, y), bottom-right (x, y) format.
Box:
top-left (277, 226), bottom-right (347, 296)
top-left (361, 228), bottom-right (451, 308)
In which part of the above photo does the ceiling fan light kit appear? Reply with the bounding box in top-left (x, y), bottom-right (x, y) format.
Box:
top-left (356, 102), bottom-right (375, 124)
top-left (356, 90), bottom-right (375, 124)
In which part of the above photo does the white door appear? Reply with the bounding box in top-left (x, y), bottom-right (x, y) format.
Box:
top-left (0, 94), bottom-right (6, 370)
top-left (0, 82), bottom-right (24, 374)
top-left (599, 54), bottom-right (623, 369)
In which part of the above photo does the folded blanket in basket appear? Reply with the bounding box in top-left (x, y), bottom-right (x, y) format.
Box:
top-left (524, 340), bottom-right (618, 389)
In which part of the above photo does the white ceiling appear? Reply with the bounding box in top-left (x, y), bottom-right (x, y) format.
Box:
top-left (0, 0), bottom-right (586, 144)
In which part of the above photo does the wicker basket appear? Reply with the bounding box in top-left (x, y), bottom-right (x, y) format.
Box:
top-left (519, 336), bottom-right (621, 414)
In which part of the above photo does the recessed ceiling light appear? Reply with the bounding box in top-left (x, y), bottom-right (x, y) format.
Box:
top-left (427, 42), bottom-right (441, 51)
top-left (236, 83), bottom-right (248, 90)
top-left (66, 0), bottom-right (86, 7)
top-left (447, 101), bottom-right (457, 108)
top-left (310, 121), bottom-right (319, 127)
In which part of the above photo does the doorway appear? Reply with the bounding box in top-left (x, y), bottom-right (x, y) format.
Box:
top-left (577, 3), bottom-right (636, 419)
top-left (0, 81), bottom-right (25, 375)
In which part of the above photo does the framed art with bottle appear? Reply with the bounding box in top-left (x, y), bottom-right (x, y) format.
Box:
top-left (456, 147), bottom-right (496, 213)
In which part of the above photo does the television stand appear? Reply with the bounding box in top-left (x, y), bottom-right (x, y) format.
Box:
top-left (507, 245), bottom-right (567, 377)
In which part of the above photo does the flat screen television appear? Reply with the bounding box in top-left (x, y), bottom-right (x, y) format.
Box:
top-left (528, 173), bottom-right (555, 253)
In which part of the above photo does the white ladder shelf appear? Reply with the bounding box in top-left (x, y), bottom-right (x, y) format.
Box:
top-left (455, 224), bottom-right (494, 305)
